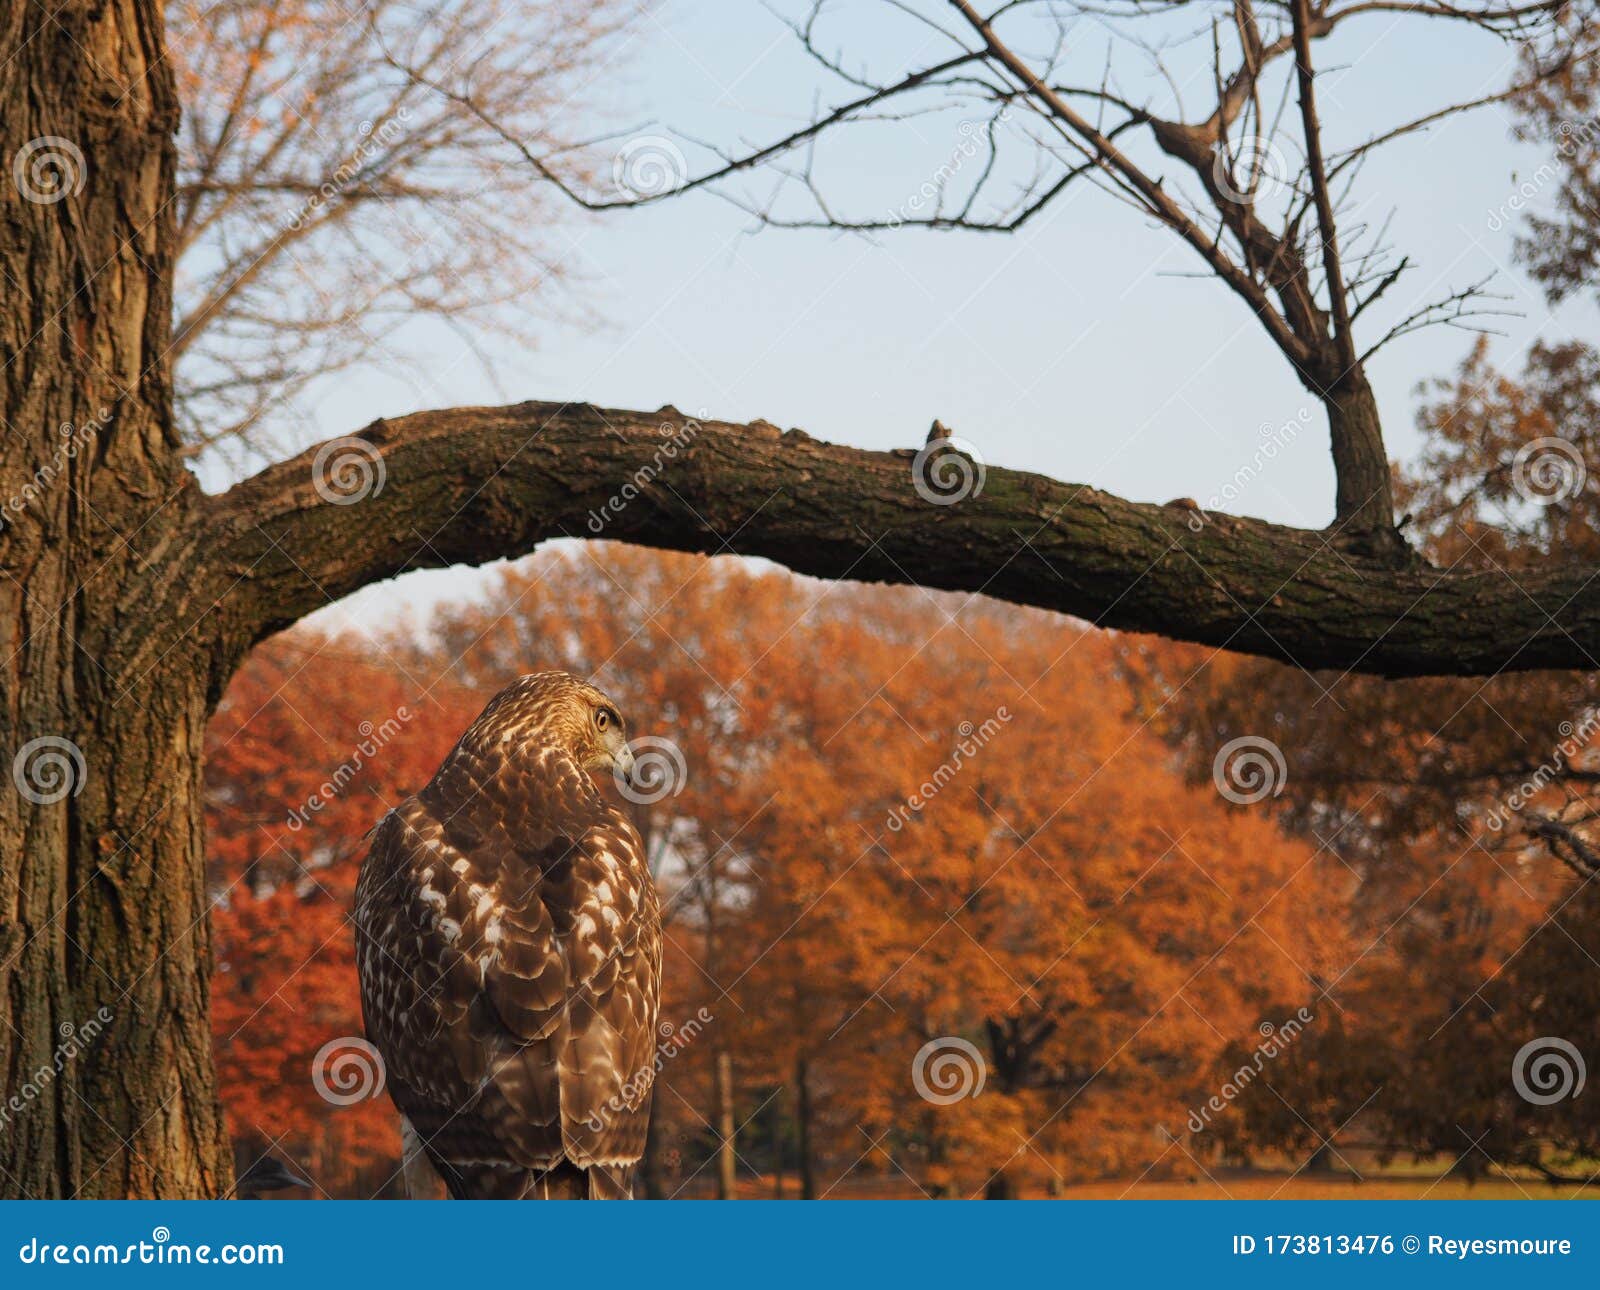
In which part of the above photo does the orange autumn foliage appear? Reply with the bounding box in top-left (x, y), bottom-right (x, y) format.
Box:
top-left (206, 546), bottom-right (1349, 1197)
top-left (205, 639), bottom-right (479, 1193)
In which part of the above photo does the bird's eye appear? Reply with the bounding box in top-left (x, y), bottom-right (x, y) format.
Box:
top-left (596, 709), bottom-right (612, 731)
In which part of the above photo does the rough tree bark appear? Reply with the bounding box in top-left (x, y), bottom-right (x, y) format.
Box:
top-left (206, 402), bottom-right (1600, 678)
top-left (0, 0), bottom-right (229, 1198)
top-left (3, 0), bottom-right (1599, 1198)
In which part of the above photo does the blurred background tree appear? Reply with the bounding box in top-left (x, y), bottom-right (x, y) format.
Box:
top-left (169, 0), bottom-right (631, 466)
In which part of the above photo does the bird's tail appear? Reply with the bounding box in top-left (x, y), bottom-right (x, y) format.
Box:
top-left (437, 1159), bottom-right (636, 1199)
top-left (526, 1162), bottom-right (635, 1200)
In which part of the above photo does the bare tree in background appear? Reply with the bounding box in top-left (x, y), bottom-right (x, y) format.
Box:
top-left (169, 0), bottom-right (632, 464)
top-left (528, 0), bottom-right (1584, 555)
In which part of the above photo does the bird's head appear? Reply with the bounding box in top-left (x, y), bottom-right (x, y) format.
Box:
top-left (476, 671), bottom-right (636, 784)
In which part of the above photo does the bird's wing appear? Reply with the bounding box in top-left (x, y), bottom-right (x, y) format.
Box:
top-left (356, 796), bottom-right (660, 1184)
top-left (520, 809), bottom-right (662, 1171)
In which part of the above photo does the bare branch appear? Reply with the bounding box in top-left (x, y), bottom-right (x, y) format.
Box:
top-left (1292, 0), bottom-right (1356, 374)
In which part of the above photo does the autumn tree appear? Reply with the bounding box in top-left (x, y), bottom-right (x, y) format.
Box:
top-left (205, 634), bottom-right (478, 1195)
top-left (1149, 362), bottom-right (1600, 1175)
top-left (169, 0), bottom-right (628, 460)
top-left (1147, 74), bottom-right (1600, 1163)
top-left (735, 605), bottom-right (1346, 1196)
top-left (8, 0), bottom-right (1600, 1197)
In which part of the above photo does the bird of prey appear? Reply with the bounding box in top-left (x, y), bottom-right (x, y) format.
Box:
top-left (355, 672), bottom-right (661, 1199)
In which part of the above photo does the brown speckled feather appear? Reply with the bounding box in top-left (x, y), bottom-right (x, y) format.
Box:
top-left (355, 674), bottom-right (661, 1199)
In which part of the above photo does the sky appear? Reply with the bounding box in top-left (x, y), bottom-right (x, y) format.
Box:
top-left (272, 0), bottom-right (1595, 637)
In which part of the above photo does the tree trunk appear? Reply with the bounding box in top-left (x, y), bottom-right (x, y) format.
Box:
top-left (1, 0), bottom-right (230, 1198)
top-left (984, 1170), bottom-right (1016, 1199)
top-left (714, 1051), bottom-right (737, 1199)
top-left (771, 1089), bottom-right (785, 1198)
top-left (2, 678), bottom-right (231, 1198)
top-left (1325, 371), bottom-right (1401, 555)
top-left (795, 1056), bottom-right (816, 1200)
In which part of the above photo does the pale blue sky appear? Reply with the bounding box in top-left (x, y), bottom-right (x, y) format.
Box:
top-left (288, 1), bottom-right (1593, 634)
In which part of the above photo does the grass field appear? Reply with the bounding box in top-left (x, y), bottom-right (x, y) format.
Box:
top-left (679, 1161), bottom-right (1599, 1200)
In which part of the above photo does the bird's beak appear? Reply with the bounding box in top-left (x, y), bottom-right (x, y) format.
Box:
top-left (614, 742), bottom-right (637, 785)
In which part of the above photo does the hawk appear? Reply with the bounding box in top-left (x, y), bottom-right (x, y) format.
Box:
top-left (354, 672), bottom-right (661, 1199)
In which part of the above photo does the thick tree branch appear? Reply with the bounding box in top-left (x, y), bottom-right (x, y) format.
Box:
top-left (201, 400), bottom-right (1600, 679)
